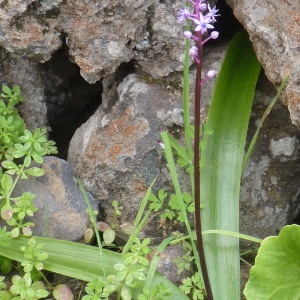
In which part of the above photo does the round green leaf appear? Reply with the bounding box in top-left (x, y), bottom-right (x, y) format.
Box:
top-left (103, 228), bottom-right (115, 245)
top-left (244, 225), bottom-right (300, 299)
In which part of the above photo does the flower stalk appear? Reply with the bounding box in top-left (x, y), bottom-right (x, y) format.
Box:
top-left (178, 1), bottom-right (219, 299)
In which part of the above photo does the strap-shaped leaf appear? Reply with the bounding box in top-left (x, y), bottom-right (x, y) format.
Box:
top-left (200, 29), bottom-right (261, 299)
top-left (0, 235), bottom-right (189, 299)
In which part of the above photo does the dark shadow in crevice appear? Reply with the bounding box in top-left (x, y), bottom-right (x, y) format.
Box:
top-left (207, 0), bottom-right (242, 46)
top-left (41, 48), bottom-right (102, 159)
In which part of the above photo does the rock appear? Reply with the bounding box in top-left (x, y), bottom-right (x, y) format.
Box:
top-left (156, 244), bottom-right (191, 286)
top-left (0, 51), bottom-right (48, 129)
top-left (240, 75), bottom-right (300, 247)
top-left (0, 0), bottom-right (61, 61)
top-left (226, 0), bottom-right (300, 127)
top-left (68, 73), bottom-right (186, 239)
top-left (12, 156), bottom-right (97, 241)
top-left (0, 0), bottom-right (217, 83)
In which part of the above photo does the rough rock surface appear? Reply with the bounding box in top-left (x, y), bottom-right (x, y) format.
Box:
top-left (0, 50), bottom-right (48, 129)
top-left (12, 156), bottom-right (97, 241)
top-left (0, 0), bottom-right (190, 83)
top-left (68, 73), bottom-right (186, 238)
top-left (226, 0), bottom-right (300, 127)
top-left (240, 75), bottom-right (300, 247)
top-left (156, 244), bottom-right (191, 286)
top-left (0, 0), bottom-right (62, 61)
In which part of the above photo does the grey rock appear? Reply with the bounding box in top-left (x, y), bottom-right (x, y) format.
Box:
top-left (0, 0), bottom-right (216, 83)
top-left (156, 244), bottom-right (191, 286)
top-left (226, 0), bottom-right (300, 128)
top-left (12, 156), bottom-right (97, 241)
top-left (0, 52), bottom-right (48, 129)
top-left (0, 0), bottom-right (61, 61)
top-left (68, 73), bottom-right (186, 239)
top-left (240, 76), bottom-right (300, 247)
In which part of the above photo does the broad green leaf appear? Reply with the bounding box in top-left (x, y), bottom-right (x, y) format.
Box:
top-left (200, 29), bottom-right (261, 299)
top-left (244, 224), bottom-right (300, 299)
top-left (0, 235), bottom-right (189, 299)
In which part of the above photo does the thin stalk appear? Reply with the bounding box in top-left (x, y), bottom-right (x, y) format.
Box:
top-left (75, 177), bottom-right (106, 278)
top-left (161, 131), bottom-right (201, 274)
top-left (183, 19), bottom-right (195, 198)
top-left (193, 2), bottom-right (213, 299)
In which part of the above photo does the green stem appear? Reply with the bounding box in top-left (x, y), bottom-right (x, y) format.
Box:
top-left (75, 177), bottom-right (106, 278)
top-left (160, 132), bottom-right (201, 276)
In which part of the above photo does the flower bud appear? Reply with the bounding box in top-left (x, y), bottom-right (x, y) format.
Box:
top-left (184, 31), bottom-right (192, 39)
top-left (210, 31), bottom-right (219, 39)
top-left (207, 70), bottom-right (216, 78)
top-left (199, 3), bottom-right (207, 11)
top-left (189, 46), bottom-right (198, 59)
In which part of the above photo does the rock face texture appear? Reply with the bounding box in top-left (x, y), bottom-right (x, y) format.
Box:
top-left (240, 76), bottom-right (300, 246)
top-left (68, 74), bottom-right (185, 238)
top-left (0, 0), bottom-right (186, 83)
top-left (12, 156), bottom-right (97, 241)
top-left (226, 0), bottom-right (300, 127)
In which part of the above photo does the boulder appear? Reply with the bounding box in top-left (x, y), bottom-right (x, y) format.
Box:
top-left (226, 0), bottom-right (300, 127)
top-left (68, 74), bottom-right (186, 239)
top-left (12, 156), bottom-right (97, 241)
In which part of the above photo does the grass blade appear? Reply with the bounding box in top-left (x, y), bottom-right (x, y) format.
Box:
top-left (0, 235), bottom-right (189, 299)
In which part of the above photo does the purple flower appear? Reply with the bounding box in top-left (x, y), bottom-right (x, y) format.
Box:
top-left (207, 4), bottom-right (220, 23)
top-left (193, 13), bottom-right (214, 34)
top-left (177, 7), bottom-right (192, 23)
top-left (201, 30), bottom-right (219, 44)
top-left (189, 46), bottom-right (199, 61)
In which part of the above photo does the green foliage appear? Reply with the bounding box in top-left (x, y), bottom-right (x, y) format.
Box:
top-left (138, 282), bottom-right (171, 300)
top-left (173, 244), bottom-right (194, 274)
top-left (244, 224), bottom-right (300, 299)
top-left (180, 272), bottom-right (205, 300)
top-left (9, 273), bottom-right (49, 299)
top-left (200, 30), bottom-right (261, 299)
top-left (20, 238), bottom-right (48, 273)
top-left (0, 85), bottom-right (57, 299)
top-left (0, 255), bottom-right (12, 273)
top-left (83, 277), bottom-right (116, 300)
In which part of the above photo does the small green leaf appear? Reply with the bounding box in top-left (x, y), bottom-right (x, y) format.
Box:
top-left (25, 167), bottom-right (45, 177)
top-left (1, 201), bottom-right (13, 220)
top-left (1, 173), bottom-right (13, 193)
top-left (103, 228), bottom-right (115, 245)
top-left (244, 224), bottom-right (300, 299)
